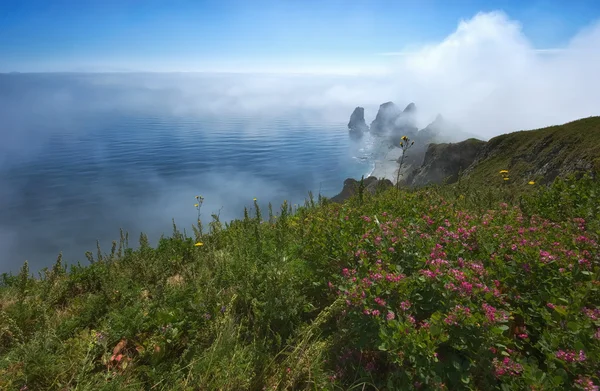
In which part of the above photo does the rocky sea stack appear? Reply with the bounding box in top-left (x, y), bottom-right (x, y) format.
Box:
top-left (337, 101), bottom-right (485, 193)
top-left (369, 101), bottom-right (419, 138)
top-left (347, 106), bottom-right (369, 137)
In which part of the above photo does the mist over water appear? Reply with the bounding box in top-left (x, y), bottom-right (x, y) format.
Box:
top-left (0, 73), bottom-right (375, 273)
top-left (2, 11), bottom-right (600, 273)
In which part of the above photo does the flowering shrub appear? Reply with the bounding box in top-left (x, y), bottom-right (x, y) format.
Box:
top-left (0, 175), bottom-right (599, 390)
top-left (322, 177), bottom-right (600, 389)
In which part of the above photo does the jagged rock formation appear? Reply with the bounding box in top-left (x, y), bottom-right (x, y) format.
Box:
top-left (330, 176), bottom-right (393, 203)
top-left (402, 139), bottom-right (486, 186)
top-left (348, 107), bottom-right (369, 138)
top-left (403, 102), bottom-right (416, 113)
top-left (344, 104), bottom-right (600, 193)
top-left (370, 102), bottom-right (400, 135)
top-left (389, 103), bottom-right (419, 146)
top-left (346, 102), bottom-right (476, 186)
top-left (403, 114), bottom-right (454, 167)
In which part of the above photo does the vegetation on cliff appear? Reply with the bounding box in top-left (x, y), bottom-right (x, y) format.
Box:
top-left (403, 117), bottom-right (600, 187)
top-left (1, 119), bottom-right (600, 390)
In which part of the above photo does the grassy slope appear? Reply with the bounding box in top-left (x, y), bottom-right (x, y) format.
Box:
top-left (462, 116), bottom-right (600, 185)
top-left (1, 119), bottom-right (600, 390)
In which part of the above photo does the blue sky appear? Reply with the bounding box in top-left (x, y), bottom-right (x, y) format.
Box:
top-left (1, 0), bottom-right (599, 72)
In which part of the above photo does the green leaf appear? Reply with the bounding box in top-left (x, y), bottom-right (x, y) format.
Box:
top-left (493, 325), bottom-right (509, 334)
top-left (553, 376), bottom-right (564, 385)
top-left (430, 324), bottom-right (442, 336)
top-left (554, 306), bottom-right (568, 316)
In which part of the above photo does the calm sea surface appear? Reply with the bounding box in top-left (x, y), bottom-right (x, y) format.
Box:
top-left (0, 73), bottom-right (375, 273)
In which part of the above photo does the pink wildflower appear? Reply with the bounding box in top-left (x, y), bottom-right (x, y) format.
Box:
top-left (575, 376), bottom-right (599, 391)
top-left (555, 349), bottom-right (586, 363)
top-left (492, 357), bottom-right (523, 377)
top-left (374, 297), bottom-right (386, 306)
top-left (482, 303), bottom-right (498, 323)
top-left (583, 308), bottom-right (600, 320)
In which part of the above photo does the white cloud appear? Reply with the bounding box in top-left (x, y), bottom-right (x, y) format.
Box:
top-left (379, 11), bottom-right (600, 138)
top-left (160, 11), bottom-right (599, 139)
top-left (4, 11), bottom-right (598, 144)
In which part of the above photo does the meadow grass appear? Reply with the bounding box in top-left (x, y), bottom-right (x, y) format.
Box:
top-left (1, 174), bottom-right (599, 390)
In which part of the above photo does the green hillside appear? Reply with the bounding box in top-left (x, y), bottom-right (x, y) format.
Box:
top-left (1, 119), bottom-right (600, 390)
top-left (463, 116), bottom-right (600, 185)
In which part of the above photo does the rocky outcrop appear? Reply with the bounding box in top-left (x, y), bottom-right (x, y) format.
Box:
top-left (369, 102), bottom-right (403, 135)
top-left (330, 176), bottom-right (393, 203)
top-left (397, 113), bottom-right (481, 169)
top-left (403, 139), bottom-right (486, 187)
top-left (399, 114), bottom-right (447, 168)
top-left (348, 107), bottom-right (369, 137)
top-left (348, 102), bottom-right (482, 184)
top-left (403, 102), bottom-right (416, 113)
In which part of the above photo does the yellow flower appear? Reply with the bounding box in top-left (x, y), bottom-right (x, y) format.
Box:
top-left (400, 142), bottom-right (404, 147)
top-left (194, 203), bottom-right (199, 207)
top-left (194, 242), bottom-right (203, 247)
top-left (401, 135), bottom-right (408, 141)
top-left (253, 198), bottom-right (257, 201)
top-left (503, 177), bottom-right (510, 181)
top-left (499, 170), bottom-right (509, 174)
top-left (195, 195), bottom-right (199, 199)
top-left (528, 181), bottom-right (535, 185)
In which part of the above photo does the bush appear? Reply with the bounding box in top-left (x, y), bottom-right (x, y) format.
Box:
top-left (0, 176), bottom-right (599, 390)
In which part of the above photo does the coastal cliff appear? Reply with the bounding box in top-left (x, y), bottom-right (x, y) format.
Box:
top-left (403, 116), bottom-right (600, 187)
top-left (338, 103), bottom-right (600, 197)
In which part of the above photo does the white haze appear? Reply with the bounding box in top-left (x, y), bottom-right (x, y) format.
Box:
top-left (68, 11), bottom-right (600, 140)
top-left (3, 11), bottom-right (598, 150)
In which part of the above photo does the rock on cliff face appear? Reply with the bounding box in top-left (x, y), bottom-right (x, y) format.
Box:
top-left (348, 107), bottom-right (369, 137)
top-left (369, 101), bottom-right (419, 146)
top-left (398, 114), bottom-right (479, 169)
top-left (369, 102), bottom-right (403, 135)
top-left (346, 101), bottom-right (480, 185)
top-left (403, 102), bottom-right (416, 113)
top-left (330, 176), bottom-right (393, 203)
top-left (403, 139), bottom-right (486, 187)
top-left (399, 114), bottom-right (445, 168)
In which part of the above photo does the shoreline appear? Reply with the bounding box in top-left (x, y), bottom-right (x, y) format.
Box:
top-left (368, 144), bottom-right (402, 183)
